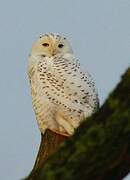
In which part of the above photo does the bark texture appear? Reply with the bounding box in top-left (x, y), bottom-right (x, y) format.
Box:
top-left (27, 131), bottom-right (67, 180)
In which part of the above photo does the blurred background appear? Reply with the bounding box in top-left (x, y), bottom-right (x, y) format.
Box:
top-left (0, 0), bottom-right (130, 179)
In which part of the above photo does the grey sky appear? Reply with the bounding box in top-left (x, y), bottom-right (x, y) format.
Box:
top-left (0, 0), bottom-right (130, 179)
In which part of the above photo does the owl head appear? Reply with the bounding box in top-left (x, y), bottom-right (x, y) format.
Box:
top-left (31, 33), bottom-right (73, 57)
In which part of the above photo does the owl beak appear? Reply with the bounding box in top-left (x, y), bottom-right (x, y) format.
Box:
top-left (52, 48), bottom-right (57, 56)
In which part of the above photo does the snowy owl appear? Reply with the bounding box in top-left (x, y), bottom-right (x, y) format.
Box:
top-left (28, 33), bottom-right (99, 136)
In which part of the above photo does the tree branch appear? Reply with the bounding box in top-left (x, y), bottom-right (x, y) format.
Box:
top-left (25, 67), bottom-right (130, 180)
top-left (27, 131), bottom-right (67, 179)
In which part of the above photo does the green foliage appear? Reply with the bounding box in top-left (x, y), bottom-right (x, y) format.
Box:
top-left (26, 67), bottom-right (130, 180)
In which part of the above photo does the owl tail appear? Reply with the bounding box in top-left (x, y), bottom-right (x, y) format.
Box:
top-left (30, 129), bottom-right (67, 175)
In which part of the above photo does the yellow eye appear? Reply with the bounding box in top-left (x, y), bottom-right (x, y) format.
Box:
top-left (42, 43), bottom-right (49, 47)
top-left (58, 44), bottom-right (64, 48)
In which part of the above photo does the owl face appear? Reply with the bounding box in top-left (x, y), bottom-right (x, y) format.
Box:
top-left (31, 33), bottom-right (73, 57)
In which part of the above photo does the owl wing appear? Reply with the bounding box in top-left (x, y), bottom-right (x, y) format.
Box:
top-left (37, 54), bottom-right (99, 118)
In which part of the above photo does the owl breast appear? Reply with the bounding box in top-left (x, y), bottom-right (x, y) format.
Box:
top-left (29, 54), bottom-right (99, 136)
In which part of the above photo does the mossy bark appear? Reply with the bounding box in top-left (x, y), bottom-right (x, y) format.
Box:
top-left (25, 67), bottom-right (130, 180)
